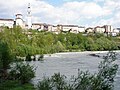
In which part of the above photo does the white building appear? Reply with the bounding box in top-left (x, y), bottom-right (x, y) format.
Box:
top-left (47, 24), bottom-right (53, 32)
top-left (112, 28), bottom-right (120, 36)
top-left (0, 19), bottom-right (14, 28)
top-left (85, 27), bottom-right (94, 33)
top-left (32, 23), bottom-right (48, 31)
top-left (57, 25), bottom-right (85, 33)
top-left (78, 26), bottom-right (85, 32)
top-left (27, 3), bottom-right (32, 29)
top-left (104, 25), bottom-right (113, 34)
top-left (94, 26), bottom-right (105, 33)
top-left (15, 14), bottom-right (25, 28)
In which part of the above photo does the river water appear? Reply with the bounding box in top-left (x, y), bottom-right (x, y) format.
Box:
top-left (30, 51), bottom-right (120, 90)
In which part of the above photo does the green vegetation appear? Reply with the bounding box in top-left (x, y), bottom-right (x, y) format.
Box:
top-left (0, 27), bottom-right (119, 90)
top-left (37, 51), bottom-right (118, 90)
top-left (0, 80), bottom-right (35, 90)
top-left (0, 40), bottom-right (14, 81)
top-left (0, 27), bottom-right (119, 57)
top-left (0, 40), bottom-right (35, 90)
top-left (9, 62), bottom-right (35, 84)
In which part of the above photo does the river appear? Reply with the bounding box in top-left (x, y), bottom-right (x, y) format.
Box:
top-left (30, 51), bottom-right (120, 90)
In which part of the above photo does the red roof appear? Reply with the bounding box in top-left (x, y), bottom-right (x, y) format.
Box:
top-left (0, 18), bottom-right (14, 21)
top-left (15, 14), bottom-right (23, 16)
top-left (32, 23), bottom-right (47, 25)
top-left (58, 24), bottom-right (78, 27)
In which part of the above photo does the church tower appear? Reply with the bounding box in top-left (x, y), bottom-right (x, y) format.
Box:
top-left (27, 3), bottom-right (32, 29)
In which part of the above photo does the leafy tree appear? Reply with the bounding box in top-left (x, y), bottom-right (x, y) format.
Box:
top-left (9, 62), bottom-right (35, 84)
top-left (0, 40), bottom-right (14, 80)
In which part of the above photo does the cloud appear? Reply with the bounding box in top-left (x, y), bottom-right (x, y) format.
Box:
top-left (0, 0), bottom-right (120, 27)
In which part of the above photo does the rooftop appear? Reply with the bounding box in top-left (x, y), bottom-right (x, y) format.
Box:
top-left (0, 18), bottom-right (14, 21)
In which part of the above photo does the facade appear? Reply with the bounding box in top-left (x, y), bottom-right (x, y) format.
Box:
top-left (112, 28), bottom-right (120, 36)
top-left (57, 25), bottom-right (85, 33)
top-left (104, 25), bottom-right (113, 34)
top-left (27, 3), bottom-right (32, 29)
top-left (0, 19), bottom-right (14, 28)
top-left (78, 26), bottom-right (85, 32)
top-left (94, 26), bottom-right (105, 33)
top-left (32, 23), bottom-right (48, 31)
top-left (15, 14), bottom-right (25, 28)
top-left (51, 26), bottom-right (59, 34)
top-left (32, 23), bottom-right (45, 31)
top-left (85, 27), bottom-right (94, 33)
top-left (47, 24), bottom-right (53, 32)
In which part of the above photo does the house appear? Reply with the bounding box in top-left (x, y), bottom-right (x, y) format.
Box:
top-left (78, 26), bottom-right (85, 33)
top-left (85, 27), bottom-right (94, 33)
top-left (51, 26), bottom-right (60, 34)
top-left (0, 18), bottom-right (14, 28)
top-left (94, 26), bottom-right (105, 33)
top-left (32, 23), bottom-right (48, 31)
top-left (112, 28), bottom-right (120, 36)
top-left (15, 14), bottom-right (25, 28)
top-left (104, 25), bottom-right (113, 34)
top-left (57, 24), bottom-right (83, 33)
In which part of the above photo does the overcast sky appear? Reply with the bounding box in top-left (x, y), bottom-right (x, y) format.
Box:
top-left (0, 0), bottom-right (119, 28)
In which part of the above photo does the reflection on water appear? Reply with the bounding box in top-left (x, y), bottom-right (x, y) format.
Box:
top-left (30, 51), bottom-right (120, 90)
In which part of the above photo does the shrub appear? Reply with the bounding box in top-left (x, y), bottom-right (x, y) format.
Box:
top-left (0, 80), bottom-right (35, 90)
top-left (37, 77), bottom-right (52, 90)
top-left (9, 62), bottom-right (35, 84)
top-left (0, 41), bottom-right (14, 81)
top-left (37, 73), bottom-right (67, 90)
top-left (25, 54), bottom-right (32, 61)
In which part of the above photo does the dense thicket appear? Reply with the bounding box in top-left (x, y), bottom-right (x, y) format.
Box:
top-left (0, 27), bottom-right (119, 57)
top-left (0, 37), bottom-right (35, 90)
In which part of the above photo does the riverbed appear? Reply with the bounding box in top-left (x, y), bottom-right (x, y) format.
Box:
top-left (30, 51), bottom-right (120, 90)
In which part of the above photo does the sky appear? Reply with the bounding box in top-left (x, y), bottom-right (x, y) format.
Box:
top-left (0, 0), bottom-right (120, 28)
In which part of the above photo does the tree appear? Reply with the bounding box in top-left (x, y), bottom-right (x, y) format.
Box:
top-left (9, 62), bottom-right (35, 84)
top-left (0, 40), bottom-right (14, 80)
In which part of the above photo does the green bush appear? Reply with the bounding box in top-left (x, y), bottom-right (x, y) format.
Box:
top-left (25, 54), bottom-right (32, 61)
top-left (9, 62), bottom-right (35, 84)
top-left (0, 80), bottom-right (35, 90)
top-left (0, 40), bottom-right (14, 81)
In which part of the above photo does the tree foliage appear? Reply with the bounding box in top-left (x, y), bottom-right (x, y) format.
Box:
top-left (9, 62), bottom-right (35, 84)
top-left (0, 27), bottom-right (119, 57)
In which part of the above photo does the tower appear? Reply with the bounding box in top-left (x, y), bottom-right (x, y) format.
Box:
top-left (15, 14), bottom-right (24, 27)
top-left (27, 3), bottom-right (32, 29)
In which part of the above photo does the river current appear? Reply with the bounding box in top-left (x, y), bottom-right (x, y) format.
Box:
top-left (30, 51), bottom-right (120, 90)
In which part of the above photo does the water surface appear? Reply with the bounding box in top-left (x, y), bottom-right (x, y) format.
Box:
top-left (31, 51), bottom-right (120, 90)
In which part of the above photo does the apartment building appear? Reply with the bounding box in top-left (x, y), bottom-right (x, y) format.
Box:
top-left (0, 18), bottom-right (14, 28)
top-left (94, 26), bottom-right (105, 33)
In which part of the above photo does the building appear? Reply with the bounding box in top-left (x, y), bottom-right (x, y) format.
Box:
top-left (15, 14), bottom-right (25, 28)
top-left (32, 23), bottom-right (48, 31)
top-left (85, 27), bottom-right (94, 33)
top-left (27, 3), bottom-right (32, 29)
top-left (104, 25), bottom-right (113, 34)
top-left (94, 26), bottom-right (105, 33)
top-left (112, 28), bottom-right (120, 36)
top-left (0, 3), bottom-right (117, 35)
top-left (0, 18), bottom-right (14, 28)
top-left (57, 24), bottom-right (85, 33)
top-left (78, 26), bottom-right (85, 33)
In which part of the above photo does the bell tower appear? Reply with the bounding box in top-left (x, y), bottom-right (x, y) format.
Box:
top-left (27, 3), bottom-right (32, 29)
